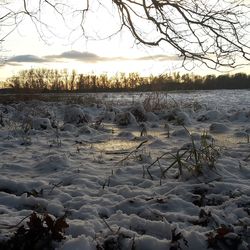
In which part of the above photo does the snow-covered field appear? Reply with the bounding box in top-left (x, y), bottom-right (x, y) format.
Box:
top-left (0, 90), bottom-right (249, 250)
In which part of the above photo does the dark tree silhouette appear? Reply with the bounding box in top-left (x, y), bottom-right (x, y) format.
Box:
top-left (0, 0), bottom-right (250, 69)
top-left (5, 67), bottom-right (250, 92)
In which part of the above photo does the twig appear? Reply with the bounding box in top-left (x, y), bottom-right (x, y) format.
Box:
top-left (0, 213), bottom-right (32, 230)
top-left (146, 151), bottom-right (169, 180)
top-left (244, 154), bottom-right (250, 161)
top-left (116, 140), bottom-right (148, 165)
top-left (102, 218), bottom-right (114, 233)
top-left (48, 181), bottom-right (63, 194)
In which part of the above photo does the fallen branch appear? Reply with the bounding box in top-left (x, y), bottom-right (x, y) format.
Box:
top-left (116, 140), bottom-right (148, 166)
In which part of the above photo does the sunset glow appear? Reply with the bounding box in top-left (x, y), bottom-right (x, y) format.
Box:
top-left (0, 0), bottom-right (250, 82)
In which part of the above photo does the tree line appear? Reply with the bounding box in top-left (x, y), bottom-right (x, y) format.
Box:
top-left (2, 68), bottom-right (250, 92)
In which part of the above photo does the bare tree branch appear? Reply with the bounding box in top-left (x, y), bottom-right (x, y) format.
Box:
top-left (112, 0), bottom-right (250, 69)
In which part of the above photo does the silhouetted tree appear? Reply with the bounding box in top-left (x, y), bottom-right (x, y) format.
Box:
top-left (70, 70), bottom-right (77, 91)
top-left (5, 68), bottom-right (250, 92)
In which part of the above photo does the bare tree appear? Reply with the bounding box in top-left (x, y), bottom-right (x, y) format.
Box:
top-left (0, 0), bottom-right (250, 69)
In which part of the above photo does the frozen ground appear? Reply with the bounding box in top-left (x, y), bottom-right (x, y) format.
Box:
top-left (0, 90), bottom-right (249, 249)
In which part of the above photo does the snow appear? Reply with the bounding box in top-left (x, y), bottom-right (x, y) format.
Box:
top-left (33, 117), bottom-right (52, 130)
top-left (209, 123), bottom-right (229, 133)
top-left (61, 235), bottom-right (95, 250)
top-left (0, 89), bottom-right (249, 249)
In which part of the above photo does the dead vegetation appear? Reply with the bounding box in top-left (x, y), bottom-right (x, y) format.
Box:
top-left (0, 212), bottom-right (68, 250)
top-left (144, 127), bottom-right (221, 181)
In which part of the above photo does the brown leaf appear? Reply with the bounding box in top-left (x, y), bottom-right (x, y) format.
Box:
top-left (44, 214), bottom-right (54, 231)
top-left (54, 217), bottom-right (69, 233)
top-left (27, 212), bottom-right (42, 230)
top-left (216, 226), bottom-right (231, 238)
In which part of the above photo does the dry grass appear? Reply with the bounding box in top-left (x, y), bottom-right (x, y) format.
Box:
top-left (145, 127), bottom-right (221, 181)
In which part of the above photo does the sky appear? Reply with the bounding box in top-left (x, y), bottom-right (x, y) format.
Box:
top-left (0, 0), bottom-right (250, 82)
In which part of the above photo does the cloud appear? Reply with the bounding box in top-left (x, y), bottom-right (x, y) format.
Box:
top-left (1, 51), bottom-right (180, 68)
top-left (136, 54), bottom-right (181, 61)
top-left (7, 55), bottom-right (48, 63)
top-left (46, 50), bottom-right (181, 62)
top-left (45, 50), bottom-right (106, 63)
